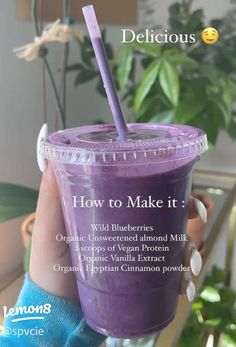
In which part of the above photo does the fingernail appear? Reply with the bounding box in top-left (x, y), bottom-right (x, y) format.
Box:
top-left (192, 197), bottom-right (207, 224)
top-left (190, 249), bottom-right (202, 276)
top-left (37, 123), bottom-right (48, 172)
top-left (186, 280), bottom-right (196, 302)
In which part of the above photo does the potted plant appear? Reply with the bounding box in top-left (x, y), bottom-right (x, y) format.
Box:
top-left (176, 265), bottom-right (236, 347)
top-left (69, 0), bottom-right (236, 144)
top-left (67, 0), bottom-right (236, 248)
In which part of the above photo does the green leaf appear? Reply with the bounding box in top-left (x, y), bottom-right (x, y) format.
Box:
top-left (104, 42), bottom-right (114, 60)
top-left (101, 30), bottom-right (114, 60)
top-left (162, 48), bottom-right (180, 57)
top-left (135, 93), bottom-right (172, 122)
top-left (176, 312), bottom-right (204, 347)
top-left (80, 37), bottom-right (94, 68)
top-left (96, 80), bottom-right (107, 97)
top-left (101, 29), bottom-right (106, 41)
top-left (223, 80), bottom-right (236, 110)
top-left (116, 44), bottom-right (133, 89)
top-left (159, 61), bottom-right (179, 107)
top-left (134, 60), bottom-right (161, 112)
top-left (187, 9), bottom-right (204, 32)
top-left (222, 334), bottom-right (236, 347)
top-left (220, 287), bottom-right (236, 306)
top-left (190, 110), bottom-right (219, 146)
top-left (136, 95), bottom-right (156, 115)
top-left (204, 318), bottom-right (221, 327)
top-left (192, 301), bottom-right (203, 311)
top-left (205, 265), bottom-right (226, 285)
top-left (174, 93), bottom-right (206, 123)
top-left (134, 42), bottom-right (161, 57)
top-left (225, 324), bottom-right (236, 342)
top-left (209, 99), bottom-right (231, 129)
top-left (92, 119), bottom-right (106, 125)
top-left (74, 69), bottom-right (98, 86)
top-left (169, 2), bottom-right (181, 17)
top-left (200, 64), bottom-right (226, 84)
top-left (211, 19), bottom-right (223, 28)
top-left (0, 184), bottom-right (38, 223)
top-left (168, 3), bottom-right (182, 31)
top-left (141, 57), bottom-right (153, 69)
top-left (189, 45), bottom-right (206, 61)
top-left (66, 64), bottom-right (83, 72)
top-left (200, 286), bottom-right (221, 302)
top-left (204, 119), bottom-right (219, 145)
top-left (129, 59), bottom-right (136, 84)
top-left (167, 54), bottom-right (199, 69)
top-left (149, 110), bottom-right (175, 123)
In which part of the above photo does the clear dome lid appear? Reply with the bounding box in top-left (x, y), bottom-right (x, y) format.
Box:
top-left (40, 123), bottom-right (208, 166)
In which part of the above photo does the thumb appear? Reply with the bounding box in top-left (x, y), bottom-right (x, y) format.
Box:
top-left (32, 161), bottom-right (66, 248)
top-left (30, 162), bottom-right (79, 303)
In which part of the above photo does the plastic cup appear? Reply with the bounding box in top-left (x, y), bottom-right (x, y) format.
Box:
top-left (41, 123), bottom-right (207, 338)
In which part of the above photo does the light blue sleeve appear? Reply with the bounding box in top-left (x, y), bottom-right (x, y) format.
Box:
top-left (1, 273), bottom-right (106, 347)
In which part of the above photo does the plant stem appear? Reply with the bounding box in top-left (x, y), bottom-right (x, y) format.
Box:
top-left (32, 0), bottom-right (66, 129)
top-left (213, 331), bottom-right (221, 347)
top-left (32, 0), bottom-right (40, 36)
top-left (43, 57), bottom-right (65, 128)
top-left (198, 330), bottom-right (212, 347)
top-left (62, 46), bottom-right (69, 128)
top-left (39, 0), bottom-right (48, 124)
top-left (62, 0), bottom-right (70, 129)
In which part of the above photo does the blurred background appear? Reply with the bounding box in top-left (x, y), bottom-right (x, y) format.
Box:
top-left (0, 1), bottom-right (236, 346)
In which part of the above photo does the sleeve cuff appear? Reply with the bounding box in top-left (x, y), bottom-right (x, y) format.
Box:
top-left (2, 273), bottom-right (106, 347)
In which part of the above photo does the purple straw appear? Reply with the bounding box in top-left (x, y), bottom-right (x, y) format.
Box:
top-left (82, 5), bottom-right (128, 140)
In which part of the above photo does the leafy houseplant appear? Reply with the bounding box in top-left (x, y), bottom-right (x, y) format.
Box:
top-left (68, 0), bottom-right (236, 146)
top-left (177, 265), bottom-right (236, 347)
top-left (66, 0), bottom-right (236, 248)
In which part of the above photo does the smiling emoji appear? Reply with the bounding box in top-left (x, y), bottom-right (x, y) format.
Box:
top-left (201, 27), bottom-right (219, 44)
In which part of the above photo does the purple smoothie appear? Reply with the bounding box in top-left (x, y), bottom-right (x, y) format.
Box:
top-left (41, 123), bottom-right (207, 338)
